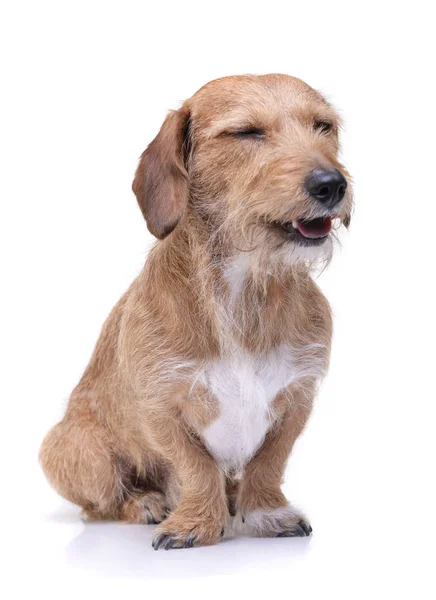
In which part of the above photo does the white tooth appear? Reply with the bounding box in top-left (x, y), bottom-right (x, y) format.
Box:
top-left (292, 220), bottom-right (299, 228)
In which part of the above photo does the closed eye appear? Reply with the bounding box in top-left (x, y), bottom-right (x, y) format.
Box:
top-left (314, 120), bottom-right (333, 134)
top-left (225, 127), bottom-right (265, 139)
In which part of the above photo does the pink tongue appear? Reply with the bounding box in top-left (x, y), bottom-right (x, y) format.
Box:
top-left (296, 217), bottom-right (332, 239)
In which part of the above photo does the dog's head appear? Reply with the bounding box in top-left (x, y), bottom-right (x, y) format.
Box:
top-left (133, 74), bottom-right (353, 264)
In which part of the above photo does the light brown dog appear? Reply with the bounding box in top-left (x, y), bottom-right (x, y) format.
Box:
top-left (40, 74), bottom-right (353, 550)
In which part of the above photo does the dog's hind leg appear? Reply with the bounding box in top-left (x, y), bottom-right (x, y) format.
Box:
top-left (40, 408), bottom-right (174, 523)
top-left (119, 492), bottom-right (169, 524)
top-left (40, 410), bottom-right (123, 519)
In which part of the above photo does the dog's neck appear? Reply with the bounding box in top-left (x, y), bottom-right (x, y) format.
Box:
top-left (145, 211), bottom-right (314, 355)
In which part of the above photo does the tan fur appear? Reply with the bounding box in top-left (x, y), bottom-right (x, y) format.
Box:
top-left (40, 74), bottom-right (353, 549)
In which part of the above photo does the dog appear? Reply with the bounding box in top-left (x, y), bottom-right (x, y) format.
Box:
top-left (40, 74), bottom-right (353, 550)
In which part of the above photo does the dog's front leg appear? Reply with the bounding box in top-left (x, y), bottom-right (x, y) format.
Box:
top-left (148, 408), bottom-right (228, 550)
top-left (237, 385), bottom-right (315, 538)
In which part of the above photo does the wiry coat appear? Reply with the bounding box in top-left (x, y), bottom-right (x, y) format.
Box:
top-left (40, 74), bottom-right (352, 549)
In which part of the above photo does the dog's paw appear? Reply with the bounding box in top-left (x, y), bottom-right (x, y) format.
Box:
top-left (152, 512), bottom-right (226, 550)
top-left (243, 505), bottom-right (312, 538)
top-left (121, 491), bottom-right (170, 525)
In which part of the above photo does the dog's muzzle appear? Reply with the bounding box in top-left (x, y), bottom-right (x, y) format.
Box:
top-left (270, 168), bottom-right (348, 246)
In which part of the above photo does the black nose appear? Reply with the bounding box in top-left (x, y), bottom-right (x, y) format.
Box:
top-left (305, 169), bottom-right (347, 208)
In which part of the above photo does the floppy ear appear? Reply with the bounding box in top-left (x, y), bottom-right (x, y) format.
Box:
top-left (132, 106), bottom-right (191, 239)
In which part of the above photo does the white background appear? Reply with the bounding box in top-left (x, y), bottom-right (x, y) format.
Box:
top-left (1, 1), bottom-right (435, 598)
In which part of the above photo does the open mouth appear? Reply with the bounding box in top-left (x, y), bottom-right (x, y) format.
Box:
top-left (273, 217), bottom-right (332, 246)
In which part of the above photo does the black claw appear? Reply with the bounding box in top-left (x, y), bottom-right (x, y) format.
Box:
top-left (276, 524), bottom-right (306, 538)
top-left (164, 536), bottom-right (176, 550)
top-left (220, 528), bottom-right (225, 537)
top-left (153, 532), bottom-right (197, 550)
top-left (152, 533), bottom-right (166, 550)
top-left (292, 524), bottom-right (306, 537)
top-left (298, 521), bottom-right (312, 536)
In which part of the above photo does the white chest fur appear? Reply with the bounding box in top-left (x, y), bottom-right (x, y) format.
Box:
top-left (200, 344), bottom-right (324, 472)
